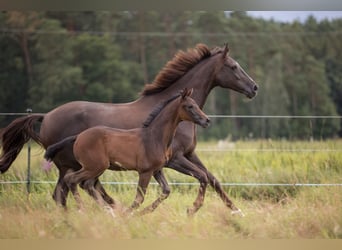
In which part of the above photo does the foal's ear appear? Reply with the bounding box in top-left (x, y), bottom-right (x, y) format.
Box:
top-left (181, 88), bottom-right (193, 99)
top-left (187, 88), bottom-right (194, 97)
top-left (222, 43), bottom-right (229, 58)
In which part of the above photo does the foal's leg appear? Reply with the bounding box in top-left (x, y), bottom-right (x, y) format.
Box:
top-left (83, 178), bottom-right (116, 218)
top-left (83, 179), bottom-right (107, 205)
top-left (139, 169), bottom-right (171, 215)
top-left (64, 168), bottom-right (106, 211)
top-left (187, 152), bottom-right (244, 216)
top-left (80, 178), bottom-right (116, 208)
top-left (166, 153), bottom-right (208, 216)
top-left (81, 179), bottom-right (103, 205)
top-left (94, 179), bottom-right (116, 207)
top-left (64, 170), bottom-right (85, 211)
top-left (129, 171), bottom-right (152, 211)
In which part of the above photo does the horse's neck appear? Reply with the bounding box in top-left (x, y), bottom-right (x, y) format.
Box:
top-left (168, 58), bottom-right (218, 108)
top-left (138, 55), bottom-right (219, 109)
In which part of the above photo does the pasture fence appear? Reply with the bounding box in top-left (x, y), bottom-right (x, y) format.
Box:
top-left (0, 111), bottom-right (342, 195)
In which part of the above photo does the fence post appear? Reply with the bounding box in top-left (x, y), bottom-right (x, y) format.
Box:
top-left (26, 108), bottom-right (32, 195)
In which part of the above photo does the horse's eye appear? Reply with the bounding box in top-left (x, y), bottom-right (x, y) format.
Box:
top-left (231, 65), bottom-right (237, 70)
top-left (188, 105), bottom-right (193, 109)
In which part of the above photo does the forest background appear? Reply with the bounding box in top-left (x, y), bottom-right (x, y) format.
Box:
top-left (0, 11), bottom-right (341, 140)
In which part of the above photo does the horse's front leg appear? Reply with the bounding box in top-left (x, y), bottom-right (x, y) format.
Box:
top-left (187, 152), bottom-right (244, 217)
top-left (139, 169), bottom-right (170, 215)
top-left (166, 153), bottom-right (208, 216)
top-left (129, 171), bottom-right (152, 211)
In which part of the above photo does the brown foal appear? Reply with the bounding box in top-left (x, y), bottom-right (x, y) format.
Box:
top-left (44, 88), bottom-right (210, 215)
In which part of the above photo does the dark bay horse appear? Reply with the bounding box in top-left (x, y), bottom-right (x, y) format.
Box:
top-left (44, 89), bottom-right (210, 215)
top-left (0, 43), bottom-right (258, 216)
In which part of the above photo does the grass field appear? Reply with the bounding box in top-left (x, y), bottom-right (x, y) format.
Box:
top-left (0, 140), bottom-right (341, 238)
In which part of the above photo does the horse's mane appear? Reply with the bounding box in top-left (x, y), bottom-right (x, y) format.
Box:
top-left (142, 93), bottom-right (181, 128)
top-left (140, 43), bottom-right (215, 96)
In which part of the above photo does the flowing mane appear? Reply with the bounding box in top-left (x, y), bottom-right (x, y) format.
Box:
top-left (142, 93), bottom-right (181, 128)
top-left (140, 43), bottom-right (213, 96)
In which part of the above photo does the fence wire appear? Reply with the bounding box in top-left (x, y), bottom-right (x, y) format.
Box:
top-left (0, 112), bottom-right (341, 190)
top-left (1, 113), bottom-right (342, 118)
top-left (1, 180), bottom-right (342, 187)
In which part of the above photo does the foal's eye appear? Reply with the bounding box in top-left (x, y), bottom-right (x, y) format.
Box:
top-left (231, 65), bottom-right (237, 70)
top-left (188, 105), bottom-right (193, 109)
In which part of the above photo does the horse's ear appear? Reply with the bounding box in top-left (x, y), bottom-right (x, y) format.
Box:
top-left (222, 43), bottom-right (229, 58)
top-left (187, 88), bottom-right (194, 97)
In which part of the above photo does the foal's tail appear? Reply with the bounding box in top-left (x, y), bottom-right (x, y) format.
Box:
top-left (44, 135), bottom-right (77, 161)
top-left (0, 114), bottom-right (44, 173)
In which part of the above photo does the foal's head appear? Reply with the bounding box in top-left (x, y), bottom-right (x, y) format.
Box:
top-left (178, 88), bottom-right (210, 128)
top-left (142, 88), bottom-right (210, 128)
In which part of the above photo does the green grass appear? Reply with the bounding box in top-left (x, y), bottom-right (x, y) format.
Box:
top-left (0, 140), bottom-right (341, 238)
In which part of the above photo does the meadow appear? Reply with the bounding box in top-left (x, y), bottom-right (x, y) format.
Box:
top-left (0, 140), bottom-right (341, 239)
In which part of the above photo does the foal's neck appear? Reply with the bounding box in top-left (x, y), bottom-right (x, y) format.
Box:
top-left (144, 100), bottom-right (181, 152)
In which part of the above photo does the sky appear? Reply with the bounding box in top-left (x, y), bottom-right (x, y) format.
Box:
top-left (246, 11), bottom-right (342, 23)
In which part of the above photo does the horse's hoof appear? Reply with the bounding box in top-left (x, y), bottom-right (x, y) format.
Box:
top-left (231, 208), bottom-right (245, 217)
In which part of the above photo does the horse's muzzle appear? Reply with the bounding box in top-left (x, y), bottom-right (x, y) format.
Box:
top-left (200, 118), bottom-right (210, 128)
top-left (247, 83), bottom-right (259, 99)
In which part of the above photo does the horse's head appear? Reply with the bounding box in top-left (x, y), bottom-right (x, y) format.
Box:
top-left (214, 44), bottom-right (258, 99)
top-left (179, 88), bottom-right (210, 128)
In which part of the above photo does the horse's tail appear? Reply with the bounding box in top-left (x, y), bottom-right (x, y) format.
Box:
top-left (0, 114), bottom-right (44, 173)
top-left (44, 135), bottom-right (77, 161)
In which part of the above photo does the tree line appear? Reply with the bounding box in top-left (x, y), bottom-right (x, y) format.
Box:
top-left (0, 11), bottom-right (341, 140)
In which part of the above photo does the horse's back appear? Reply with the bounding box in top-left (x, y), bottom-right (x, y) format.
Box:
top-left (40, 101), bottom-right (140, 146)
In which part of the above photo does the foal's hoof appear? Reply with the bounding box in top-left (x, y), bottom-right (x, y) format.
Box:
top-left (104, 206), bottom-right (116, 218)
top-left (186, 207), bottom-right (197, 217)
top-left (122, 208), bottom-right (135, 217)
top-left (77, 208), bottom-right (86, 215)
top-left (138, 207), bottom-right (154, 216)
top-left (231, 208), bottom-right (245, 217)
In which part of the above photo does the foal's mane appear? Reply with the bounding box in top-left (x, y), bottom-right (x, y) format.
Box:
top-left (141, 43), bottom-right (220, 96)
top-left (142, 93), bottom-right (181, 128)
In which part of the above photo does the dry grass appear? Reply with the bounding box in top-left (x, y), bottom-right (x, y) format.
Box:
top-left (0, 186), bottom-right (341, 238)
top-left (0, 140), bottom-right (341, 238)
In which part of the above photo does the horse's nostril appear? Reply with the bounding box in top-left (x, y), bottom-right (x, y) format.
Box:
top-left (253, 84), bottom-right (258, 91)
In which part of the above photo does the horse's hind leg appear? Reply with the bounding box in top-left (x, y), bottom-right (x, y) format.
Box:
top-left (166, 153), bottom-right (208, 216)
top-left (139, 169), bottom-right (170, 215)
top-left (187, 152), bottom-right (244, 216)
top-left (52, 165), bottom-right (71, 209)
